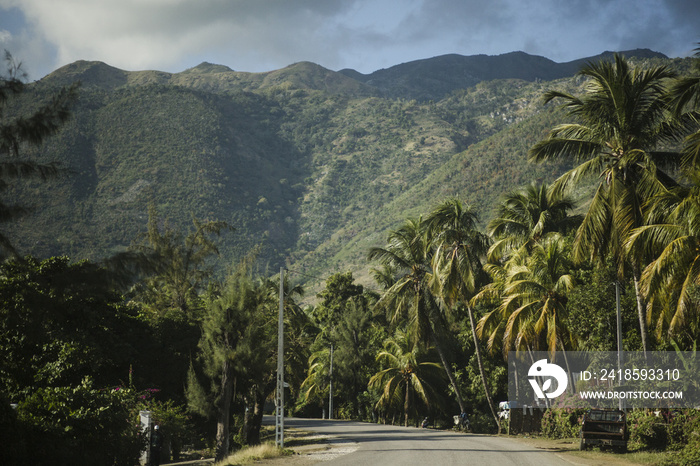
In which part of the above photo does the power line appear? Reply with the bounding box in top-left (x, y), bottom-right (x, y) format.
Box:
top-left (285, 267), bottom-right (382, 296)
top-left (284, 268), bottom-right (327, 282)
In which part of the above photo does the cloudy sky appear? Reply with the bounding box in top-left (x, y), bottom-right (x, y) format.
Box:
top-left (0, 0), bottom-right (698, 81)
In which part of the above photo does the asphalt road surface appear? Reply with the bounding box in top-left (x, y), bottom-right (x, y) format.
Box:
top-left (273, 417), bottom-right (576, 466)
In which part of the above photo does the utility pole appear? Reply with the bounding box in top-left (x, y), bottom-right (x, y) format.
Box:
top-left (275, 268), bottom-right (285, 448)
top-left (328, 343), bottom-right (334, 420)
top-left (615, 281), bottom-right (624, 411)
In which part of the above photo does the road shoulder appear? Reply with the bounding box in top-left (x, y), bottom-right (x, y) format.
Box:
top-left (509, 435), bottom-right (649, 465)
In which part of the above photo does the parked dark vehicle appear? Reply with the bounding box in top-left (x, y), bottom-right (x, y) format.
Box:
top-left (579, 409), bottom-right (627, 452)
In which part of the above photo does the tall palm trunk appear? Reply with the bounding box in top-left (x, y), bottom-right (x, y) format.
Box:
top-left (467, 304), bottom-right (500, 433)
top-left (429, 324), bottom-right (466, 414)
top-left (559, 338), bottom-right (575, 394)
top-left (404, 379), bottom-right (410, 427)
top-left (632, 267), bottom-right (649, 357)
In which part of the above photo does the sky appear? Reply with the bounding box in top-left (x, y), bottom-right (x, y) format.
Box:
top-left (0, 0), bottom-right (698, 82)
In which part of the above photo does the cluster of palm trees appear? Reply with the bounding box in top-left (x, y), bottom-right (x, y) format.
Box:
top-left (529, 52), bottom-right (700, 350)
top-left (367, 50), bottom-right (700, 428)
top-left (368, 198), bottom-right (500, 428)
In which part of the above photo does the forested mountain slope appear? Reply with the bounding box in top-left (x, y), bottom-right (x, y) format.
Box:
top-left (3, 49), bottom-right (688, 289)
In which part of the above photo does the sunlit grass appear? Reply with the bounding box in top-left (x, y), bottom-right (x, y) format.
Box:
top-left (214, 442), bottom-right (291, 466)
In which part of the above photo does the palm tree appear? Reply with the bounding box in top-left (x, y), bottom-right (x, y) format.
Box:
top-left (626, 174), bottom-right (700, 342)
top-left (529, 54), bottom-right (687, 354)
top-left (473, 261), bottom-right (511, 357)
top-left (474, 235), bottom-right (576, 403)
top-left (425, 198), bottom-right (500, 430)
top-left (668, 43), bottom-right (700, 171)
top-left (497, 235), bottom-right (575, 356)
top-left (624, 44), bottom-right (700, 344)
top-left (475, 235), bottom-right (575, 351)
top-left (299, 348), bottom-right (331, 415)
top-left (475, 245), bottom-right (536, 357)
top-left (368, 329), bottom-right (445, 427)
top-left (368, 218), bottom-right (467, 414)
top-left (487, 181), bottom-right (580, 263)
top-left (477, 182), bottom-right (578, 359)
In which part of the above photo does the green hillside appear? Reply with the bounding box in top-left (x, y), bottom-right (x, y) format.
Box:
top-left (3, 50), bottom-right (691, 291)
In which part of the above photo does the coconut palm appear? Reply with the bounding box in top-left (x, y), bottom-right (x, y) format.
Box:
top-left (425, 198), bottom-right (500, 430)
top-left (299, 348), bottom-right (331, 414)
top-left (368, 329), bottom-right (445, 427)
top-left (475, 247), bottom-right (532, 357)
top-left (368, 218), bottom-right (467, 414)
top-left (626, 174), bottom-right (700, 342)
top-left (529, 54), bottom-right (687, 354)
top-left (624, 44), bottom-right (700, 344)
top-left (475, 233), bottom-right (575, 354)
top-left (487, 181), bottom-right (580, 263)
top-left (499, 235), bottom-right (575, 355)
top-left (668, 43), bottom-right (700, 171)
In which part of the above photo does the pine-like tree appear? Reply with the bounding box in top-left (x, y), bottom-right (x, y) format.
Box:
top-left (0, 51), bottom-right (78, 256)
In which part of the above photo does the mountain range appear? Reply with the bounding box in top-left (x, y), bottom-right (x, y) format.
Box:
top-left (3, 48), bottom-right (686, 292)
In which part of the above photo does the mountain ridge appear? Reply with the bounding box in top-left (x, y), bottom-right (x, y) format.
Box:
top-left (337, 48), bottom-right (668, 100)
top-left (46, 49), bottom-right (667, 100)
top-left (6, 49), bottom-right (685, 290)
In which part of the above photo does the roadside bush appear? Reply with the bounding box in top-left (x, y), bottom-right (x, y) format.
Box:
top-left (336, 401), bottom-right (354, 420)
top-left (470, 411), bottom-right (498, 434)
top-left (652, 410), bottom-right (700, 465)
top-left (664, 433), bottom-right (700, 466)
top-left (628, 410), bottom-right (668, 451)
top-left (541, 408), bottom-right (585, 438)
top-left (666, 410), bottom-right (700, 450)
top-left (15, 378), bottom-right (143, 466)
top-left (145, 399), bottom-right (192, 461)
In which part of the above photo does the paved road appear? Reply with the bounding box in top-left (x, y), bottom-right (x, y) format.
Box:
top-left (273, 417), bottom-right (575, 466)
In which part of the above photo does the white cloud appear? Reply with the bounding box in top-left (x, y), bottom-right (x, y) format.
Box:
top-left (1, 0), bottom-right (698, 80)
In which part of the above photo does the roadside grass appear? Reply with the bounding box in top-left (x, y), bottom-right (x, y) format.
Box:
top-left (571, 446), bottom-right (673, 465)
top-left (212, 428), bottom-right (325, 466)
top-left (615, 450), bottom-right (674, 465)
top-left (512, 435), bottom-right (674, 465)
top-left (214, 442), bottom-right (292, 466)
top-left (568, 448), bottom-right (673, 466)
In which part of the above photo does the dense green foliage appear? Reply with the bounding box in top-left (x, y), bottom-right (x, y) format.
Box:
top-left (3, 50), bottom-right (691, 290)
top-left (3, 47), bottom-right (700, 464)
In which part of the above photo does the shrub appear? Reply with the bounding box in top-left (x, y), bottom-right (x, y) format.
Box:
top-left (665, 433), bottom-right (700, 466)
top-left (470, 411), bottom-right (498, 434)
top-left (666, 410), bottom-right (700, 451)
top-left (660, 411), bottom-right (700, 465)
top-left (541, 408), bottom-right (585, 439)
top-left (627, 410), bottom-right (668, 451)
top-left (15, 378), bottom-right (143, 466)
top-left (145, 399), bottom-right (193, 461)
